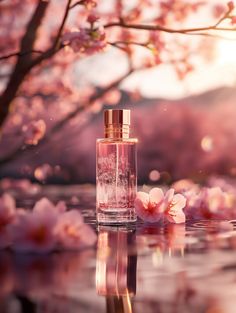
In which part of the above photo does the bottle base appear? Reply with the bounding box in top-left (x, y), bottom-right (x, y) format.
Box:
top-left (97, 208), bottom-right (137, 225)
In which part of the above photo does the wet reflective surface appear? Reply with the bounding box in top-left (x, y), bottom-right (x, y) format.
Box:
top-left (2, 185), bottom-right (236, 313)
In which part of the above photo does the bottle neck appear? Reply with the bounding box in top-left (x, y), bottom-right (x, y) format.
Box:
top-left (104, 125), bottom-right (130, 139)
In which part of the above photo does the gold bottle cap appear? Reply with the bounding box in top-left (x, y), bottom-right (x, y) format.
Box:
top-left (104, 110), bottom-right (130, 139)
top-left (104, 110), bottom-right (130, 126)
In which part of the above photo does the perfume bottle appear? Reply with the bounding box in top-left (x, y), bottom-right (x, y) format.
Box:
top-left (96, 109), bottom-right (137, 224)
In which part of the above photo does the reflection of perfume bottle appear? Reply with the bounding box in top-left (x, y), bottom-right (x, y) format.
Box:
top-left (96, 226), bottom-right (137, 313)
top-left (96, 109), bottom-right (138, 224)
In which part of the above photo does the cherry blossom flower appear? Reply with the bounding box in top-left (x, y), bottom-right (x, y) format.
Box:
top-left (134, 188), bottom-right (186, 224)
top-left (172, 179), bottom-right (198, 193)
top-left (33, 197), bottom-right (66, 214)
top-left (213, 4), bottom-right (226, 18)
top-left (0, 193), bottom-right (16, 249)
top-left (62, 27), bottom-right (106, 55)
top-left (55, 210), bottom-right (97, 250)
top-left (10, 198), bottom-right (61, 253)
top-left (0, 194), bottom-right (96, 253)
top-left (22, 119), bottom-right (46, 145)
top-left (228, 1), bottom-right (235, 11)
top-left (11, 209), bottom-right (58, 253)
top-left (184, 187), bottom-right (236, 220)
top-left (165, 192), bottom-right (186, 224)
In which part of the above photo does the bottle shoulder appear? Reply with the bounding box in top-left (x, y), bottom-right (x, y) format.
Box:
top-left (97, 138), bottom-right (138, 144)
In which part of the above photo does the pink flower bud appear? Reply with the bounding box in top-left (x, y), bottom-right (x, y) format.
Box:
top-left (87, 13), bottom-right (99, 24)
top-left (231, 16), bottom-right (236, 24)
top-left (227, 1), bottom-right (235, 11)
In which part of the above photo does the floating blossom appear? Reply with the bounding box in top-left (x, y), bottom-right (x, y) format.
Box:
top-left (55, 210), bottom-right (97, 250)
top-left (11, 198), bottom-right (66, 253)
top-left (0, 194), bottom-right (16, 249)
top-left (22, 119), bottom-right (46, 145)
top-left (11, 208), bottom-right (58, 253)
top-left (62, 27), bottom-right (106, 55)
top-left (134, 188), bottom-right (186, 224)
top-left (33, 197), bottom-right (67, 214)
top-left (184, 187), bottom-right (236, 220)
top-left (5, 196), bottom-right (97, 253)
top-left (172, 179), bottom-right (198, 193)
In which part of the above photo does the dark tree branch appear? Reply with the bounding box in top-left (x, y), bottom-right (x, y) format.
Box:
top-left (0, 0), bottom-right (72, 129)
top-left (20, 1), bottom-right (49, 60)
top-left (0, 0), bottom-right (50, 128)
top-left (0, 50), bottom-right (43, 61)
top-left (214, 5), bottom-right (232, 27)
top-left (69, 0), bottom-right (84, 9)
top-left (104, 14), bottom-right (236, 35)
top-left (0, 0), bottom-right (234, 132)
top-left (54, 0), bottom-right (72, 49)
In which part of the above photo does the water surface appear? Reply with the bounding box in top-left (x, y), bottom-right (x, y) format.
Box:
top-left (1, 185), bottom-right (236, 313)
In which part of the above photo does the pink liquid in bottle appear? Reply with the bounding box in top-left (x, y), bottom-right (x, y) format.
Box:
top-left (96, 110), bottom-right (137, 224)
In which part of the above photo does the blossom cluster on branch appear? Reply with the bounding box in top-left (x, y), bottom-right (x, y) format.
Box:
top-left (1, 0), bottom-right (236, 173)
top-left (1, 0), bottom-right (236, 135)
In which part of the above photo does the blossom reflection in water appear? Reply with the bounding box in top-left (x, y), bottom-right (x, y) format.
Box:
top-left (96, 226), bottom-right (137, 313)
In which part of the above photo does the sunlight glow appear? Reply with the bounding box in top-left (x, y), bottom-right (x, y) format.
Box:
top-left (201, 136), bottom-right (214, 152)
top-left (216, 39), bottom-right (236, 65)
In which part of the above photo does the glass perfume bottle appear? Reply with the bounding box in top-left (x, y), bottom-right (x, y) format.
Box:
top-left (96, 109), bottom-right (137, 224)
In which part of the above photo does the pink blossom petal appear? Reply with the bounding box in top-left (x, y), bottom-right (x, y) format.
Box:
top-left (55, 210), bottom-right (96, 250)
top-left (149, 188), bottom-right (164, 204)
top-left (165, 188), bottom-right (175, 203)
top-left (166, 210), bottom-right (186, 224)
top-left (33, 198), bottom-right (66, 215)
top-left (11, 211), bottom-right (58, 253)
top-left (33, 198), bottom-right (54, 213)
top-left (139, 210), bottom-right (163, 223)
top-left (166, 194), bottom-right (186, 224)
top-left (55, 201), bottom-right (67, 213)
top-left (134, 192), bottom-right (149, 211)
top-left (135, 191), bottom-right (162, 223)
top-left (171, 194), bottom-right (187, 211)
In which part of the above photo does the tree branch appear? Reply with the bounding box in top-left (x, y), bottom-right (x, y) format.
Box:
top-left (0, 0), bottom-right (50, 128)
top-left (104, 17), bottom-right (236, 35)
top-left (69, 0), bottom-right (84, 9)
top-left (20, 1), bottom-right (49, 60)
top-left (0, 50), bottom-right (43, 61)
top-left (53, 0), bottom-right (72, 49)
top-left (0, 0), bottom-right (71, 128)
